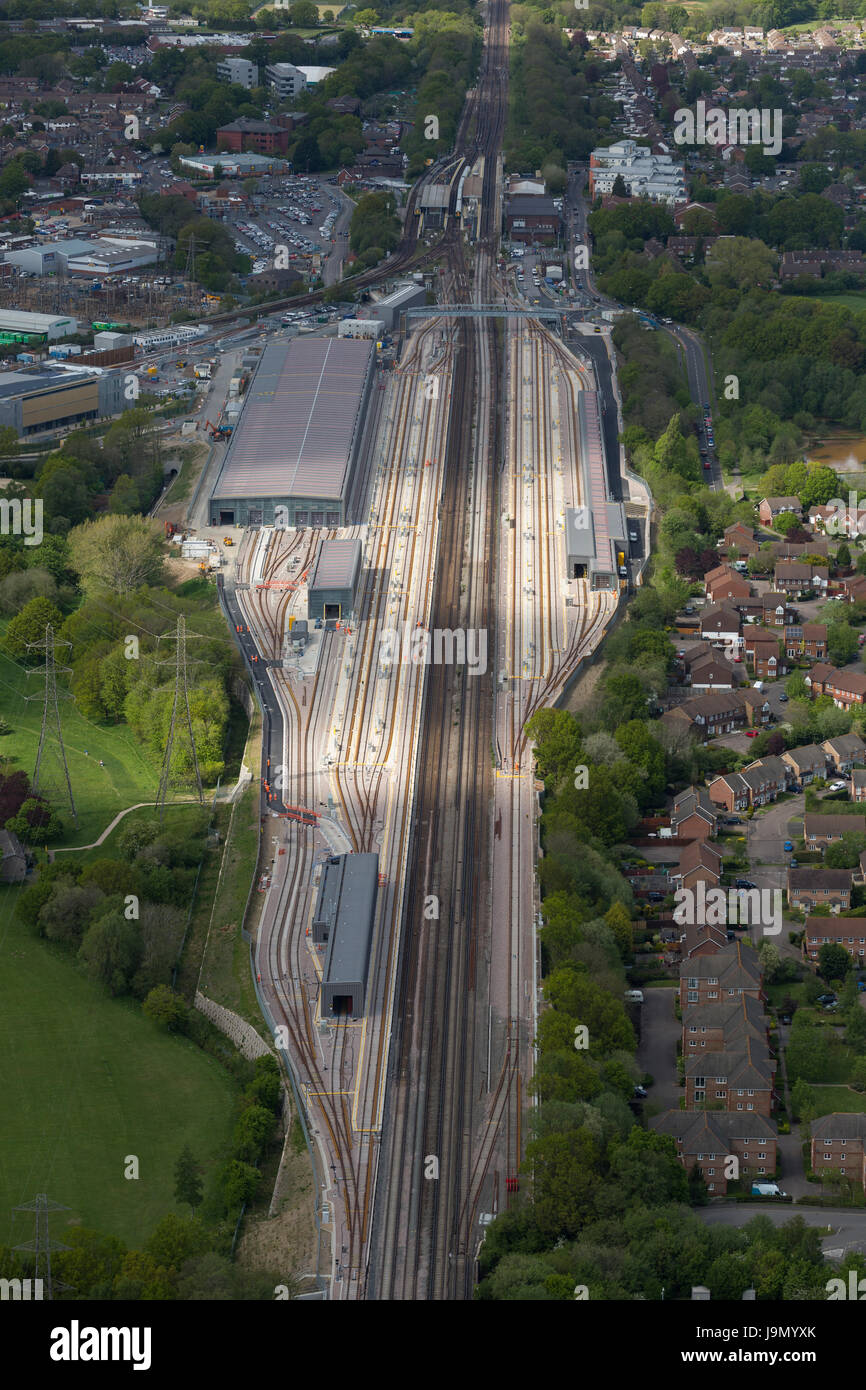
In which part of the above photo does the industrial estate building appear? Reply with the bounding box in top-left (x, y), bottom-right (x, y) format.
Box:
top-left (307, 538), bottom-right (362, 622)
top-left (312, 852), bottom-right (379, 1017)
top-left (216, 57), bottom-right (259, 89)
top-left (0, 366), bottom-right (127, 438)
top-left (3, 237), bottom-right (158, 277)
top-left (0, 309), bottom-right (80, 343)
top-left (565, 391), bottom-right (627, 590)
top-left (178, 152), bottom-right (282, 178)
top-left (361, 282), bottom-right (426, 332)
top-left (210, 337), bottom-right (376, 528)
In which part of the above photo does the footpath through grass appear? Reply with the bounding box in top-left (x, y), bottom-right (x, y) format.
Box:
top-left (0, 882), bottom-right (237, 1248)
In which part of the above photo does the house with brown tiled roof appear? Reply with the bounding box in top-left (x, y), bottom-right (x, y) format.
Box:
top-left (803, 916), bottom-right (866, 966)
top-left (787, 866), bottom-right (852, 912)
top-left (708, 772), bottom-right (750, 813)
top-left (759, 496), bottom-right (801, 526)
top-left (699, 604), bottom-right (741, 647)
top-left (781, 744), bottom-right (829, 786)
top-left (681, 995), bottom-right (768, 1054)
top-left (774, 562), bottom-right (828, 597)
top-left (661, 690), bottom-right (747, 742)
top-left (822, 733), bottom-right (866, 773)
top-left (670, 785), bottom-right (719, 839)
top-left (684, 1039), bottom-right (776, 1115)
top-left (673, 839), bottom-right (723, 892)
top-left (811, 1115), bottom-right (866, 1193)
top-left (706, 568), bottom-right (751, 604)
top-left (803, 813), bottom-right (866, 847)
top-left (679, 941), bottom-right (763, 1007)
top-left (653, 1110), bottom-right (778, 1194)
top-left (742, 627), bottom-right (784, 679)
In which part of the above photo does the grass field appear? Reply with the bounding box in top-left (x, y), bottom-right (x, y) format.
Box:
top-left (812, 1085), bottom-right (866, 1114)
top-left (0, 883), bottom-right (238, 1248)
top-left (0, 639), bottom-right (161, 850)
top-left (804, 292), bottom-right (866, 313)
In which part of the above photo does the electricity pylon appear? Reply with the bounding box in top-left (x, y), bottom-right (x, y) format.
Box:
top-left (25, 624), bottom-right (77, 823)
top-left (13, 1194), bottom-right (71, 1301)
top-left (156, 615), bottom-right (203, 816)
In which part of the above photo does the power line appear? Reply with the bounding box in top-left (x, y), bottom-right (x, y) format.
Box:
top-left (24, 624), bottom-right (77, 824)
top-left (13, 1194), bottom-right (72, 1301)
top-left (156, 615), bottom-right (203, 816)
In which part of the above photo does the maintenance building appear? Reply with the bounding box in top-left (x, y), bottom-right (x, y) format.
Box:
top-left (362, 281), bottom-right (426, 332)
top-left (210, 337), bottom-right (375, 528)
top-left (0, 309), bottom-right (80, 343)
top-left (307, 537), bottom-right (362, 622)
top-left (312, 851), bottom-right (379, 1017)
top-left (0, 365), bottom-right (127, 438)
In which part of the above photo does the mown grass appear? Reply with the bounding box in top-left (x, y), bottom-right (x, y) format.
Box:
top-left (0, 881), bottom-right (237, 1248)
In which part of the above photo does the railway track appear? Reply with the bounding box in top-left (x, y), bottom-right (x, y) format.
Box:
top-left (368, 0), bottom-right (511, 1301)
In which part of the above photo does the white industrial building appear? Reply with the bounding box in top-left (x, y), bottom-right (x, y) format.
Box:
top-left (217, 57), bottom-right (259, 88)
top-left (362, 282), bottom-right (426, 332)
top-left (4, 237), bottom-right (158, 277)
top-left (178, 152), bottom-right (281, 178)
top-left (265, 62), bottom-right (335, 100)
top-left (589, 139), bottom-right (687, 205)
top-left (0, 309), bottom-right (80, 342)
top-left (338, 318), bottom-right (385, 340)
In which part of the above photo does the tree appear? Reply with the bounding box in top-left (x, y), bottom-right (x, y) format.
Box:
top-left (2, 595), bottom-right (63, 661)
top-left (290, 0), bottom-right (318, 23)
top-left (611, 173), bottom-right (628, 198)
top-left (143, 984), bottom-right (189, 1031)
top-left (219, 1159), bottom-right (261, 1213)
top-left (818, 942), bottom-right (851, 983)
top-left (828, 621), bottom-right (859, 666)
top-left (78, 911), bottom-right (142, 996)
top-left (791, 1077), bottom-right (817, 1124)
top-left (174, 1145), bottom-right (204, 1214)
top-left (68, 515), bottom-right (165, 596)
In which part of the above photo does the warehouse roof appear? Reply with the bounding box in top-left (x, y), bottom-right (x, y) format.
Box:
top-left (309, 537), bottom-right (361, 591)
top-left (212, 338), bottom-right (374, 502)
top-left (0, 309), bottom-right (78, 330)
top-left (316, 853), bottom-right (378, 984)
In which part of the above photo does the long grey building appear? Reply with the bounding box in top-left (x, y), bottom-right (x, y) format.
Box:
top-left (307, 537), bottom-right (362, 622)
top-left (209, 337), bottom-right (375, 528)
top-left (0, 366), bottom-right (126, 439)
top-left (312, 852), bottom-right (379, 1017)
top-left (565, 390), bottom-right (626, 591)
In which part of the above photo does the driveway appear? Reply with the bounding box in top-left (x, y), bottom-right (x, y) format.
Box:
top-left (637, 985), bottom-right (681, 1113)
top-left (745, 797), bottom-right (804, 953)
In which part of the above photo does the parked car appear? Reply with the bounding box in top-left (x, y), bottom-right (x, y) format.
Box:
top-left (735, 878), bottom-right (757, 889)
top-left (779, 692), bottom-right (788, 702)
top-left (624, 990), bottom-right (644, 1003)
top-left (633, 1084), bottom-right (648, 1099)
top-left (817, 993), bottom-right (837, 1005)
top-left (745, 729), bottom-right (759, 738)
top-left (725, 816), bottom-right (742, 825)
top-left (828, 780), bottom-right (847, 792)
top-left (783, 841), bottom-right (794, 852)
top-left (780, 1014), bottom-right (792, 1025)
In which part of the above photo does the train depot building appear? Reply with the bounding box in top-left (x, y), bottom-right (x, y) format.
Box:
top-left (209, 336), bottom-right (375, 529)
top-left (312, 852), bottom-right (379, 1017)
top-left (307, 537), bottom-right (362, 623)
top-left (565, 390), bottom-right (627, 590)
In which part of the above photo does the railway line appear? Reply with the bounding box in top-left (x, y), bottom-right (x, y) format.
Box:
top-left (218, 0), bottom-right (626, 1302)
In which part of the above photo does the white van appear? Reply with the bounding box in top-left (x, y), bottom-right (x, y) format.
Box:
top-left (624, 989), bottom-right (644, 1003)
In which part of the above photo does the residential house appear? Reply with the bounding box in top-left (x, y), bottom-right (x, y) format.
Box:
top-left (803, 813), bottom-right (866, 847)
top-left (680, 920), bottom-right (729, 959)
top-left (810, 1115), bottom-right (866, 1193)
top-left (708, 772), bottom-right (750, 812)
top-left (681, 995), bottom-right (768, 1054)
top-left (822, 733), bottom-right (866, 773)
top-left (742, 627), bottom-right (784, 679)
top-left (853, 769), bottom-right (866, 803)
top-left (774, 562), bottom-right (828, 597)
top-left (679, 942), bottom-right (764, 1006)
top-left (761, 593), bottom-right (795, 628)
top-left (661, 690), bottom-right (748, 742)
top-left (670, 785), bottom-right (719, 840)
top-left (844, 574), bottom-right (866, 604)
top-left (684, 1041), bottom-right (776, 1116)
top-left (699, 604), bottom-right (741, 648)
top-left (758, 496), bottom-right (801, 526)
top-left (653, 1111), bottom-right (778, 1194)
top-left (737, 756), bottom-right (791, 807)
top-left (812, 667), bottom-right (866, 711)
top-left (706, 567), bottom-right (752, 604)
top-left (781, 744), bottom-right (830, 787)
top-left (740, 690), bottom-right (772, 727)
top-left (787, 866), bottom-right (852, 912)
top-left (0, 829), bottom-right (26, 883)
top-left (688, 650), bottom-right (738, 692)
top-left (807, 502), bottom-right (840, 534)
top-left (803, 624), bottom-right (828, 662)
top-left (721, 522), bottom-right (759, 558)
top-left (802, 915), bottom-right (866, 965)
top-left (673, 840), bottom-right (723, 892)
